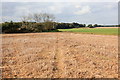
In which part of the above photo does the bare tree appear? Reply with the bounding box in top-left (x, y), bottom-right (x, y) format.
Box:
top-left (21, 14), bottom-right (32, 29)
top-left (21, 13), bottom-right (55, 23)
top-left (42, 13), bottom-right (55, 22)
top-left (20, 13), bottom-right (56, 31)
top-left (32, 13), bottom-right (42, 22)
top-left (31, 13), bottom-right (56, 30)
top-left (21, 16), bottom-right (28, 22)
top-left (21, 14), bottom-right (33, 22)
top-left (31, 13), bottom-right (55, 23)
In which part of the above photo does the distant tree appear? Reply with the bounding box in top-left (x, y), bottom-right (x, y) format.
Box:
top-left (21, 16), bottom-right (30, 22)
top-left (42, 13), bottom-right (55, 22)
top-left (28, 13), bottom-right (55, 23)
top-left (32, 13), bottom-right (42, 22)
top-left (87, 24), bottom-right (94, 28)
top-left (93, 24), bottom-right (98, 27)
top-left (2, 21), bottom-right (21, 33)
top-left (79, 24), bottom-right (86, 27)
top-left (83, 24), bottom-right (86, 27)
top-left (72, 22), bottom-right (80, 28)
top-left (40, 13), bottom-right (55, 30)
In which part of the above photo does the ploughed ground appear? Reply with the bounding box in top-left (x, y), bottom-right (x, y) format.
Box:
top-left (2, 32), bottom-right (118, 78)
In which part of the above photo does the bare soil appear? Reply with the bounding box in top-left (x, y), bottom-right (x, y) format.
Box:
top-left (1, 32), bottom-right (118, 78)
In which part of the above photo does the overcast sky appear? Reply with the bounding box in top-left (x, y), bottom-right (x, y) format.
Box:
top-left (2, 1), bottom-right (118, 25)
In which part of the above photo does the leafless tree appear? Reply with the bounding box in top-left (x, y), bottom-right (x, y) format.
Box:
top-left (41, 13), bottom-right (55, 22)
top-left (21, 13), bottom-right (55, 23)
top-left (21, 13), bottom-right (33, 22)
top-left (32, 13), bottom-right (42, 22)
top-left (20, 13), bottom-right (56, 30)
top-left (21, 16), bottom-right (29, 22)
top-left (31, 13), bottom-right (55, 23)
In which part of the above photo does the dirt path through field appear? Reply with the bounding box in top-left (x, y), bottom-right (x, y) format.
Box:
top-left (2, 32), bottom-right (118, 78)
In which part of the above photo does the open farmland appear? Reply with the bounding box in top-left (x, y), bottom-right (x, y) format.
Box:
top-left (59, 27), bottom-right (118, 35)
top-left (2, 32), bottom-right (118, 78)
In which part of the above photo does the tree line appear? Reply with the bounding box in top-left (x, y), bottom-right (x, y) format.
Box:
top-left (1, 13), bottom-right (119, 33)
top-left (2, 13), bottom-right (57, 33)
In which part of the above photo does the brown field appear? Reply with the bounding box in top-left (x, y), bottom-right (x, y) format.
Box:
top-left (2, 32), bottom-right (118, 78)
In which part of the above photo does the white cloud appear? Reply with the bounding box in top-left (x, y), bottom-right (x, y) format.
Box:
top-left (2, 2), bottom-right (117, 24)
top-left (14, 6), bottom-right (31, 16)
top-left (75, 5), bottom-right (81, 8)
top-left (104, 4), bottom-right (116, 9)
top-left (48, 3), bottom-right (64, 14)
top-left (49, 6), bottom-right (62, 14)
top-left (74, 6), bottom-right (91, 15)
